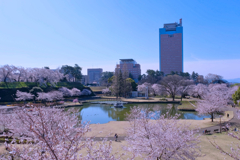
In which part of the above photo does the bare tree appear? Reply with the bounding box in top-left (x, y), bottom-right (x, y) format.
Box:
top-left (159, 75), bottom-right (184, 101)
top-left (205, 73), bottom-right (223, 84)
top-left (0, 65), bottom-right (17, 88)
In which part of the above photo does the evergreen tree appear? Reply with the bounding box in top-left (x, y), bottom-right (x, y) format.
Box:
top-left (232, 86), bottom-right (240, 105)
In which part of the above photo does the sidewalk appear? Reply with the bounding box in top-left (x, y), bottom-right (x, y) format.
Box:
top-left (0, 105), bottom-right (18, 111)
top-left (199, 107), bottom-right (239, 134)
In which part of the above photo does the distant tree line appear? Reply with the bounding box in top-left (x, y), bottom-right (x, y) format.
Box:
top-left (0, 64), bottom-right (83, 88)
top-left (138, 69), bottom-right (227, 85)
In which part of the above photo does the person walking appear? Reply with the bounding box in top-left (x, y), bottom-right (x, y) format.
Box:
top-left (227, 113), bottom-right (229, 118)
top-left (114, 133), bottom-right (118, 142)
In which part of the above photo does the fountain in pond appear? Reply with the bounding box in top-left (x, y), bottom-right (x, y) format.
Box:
top-left (113, 101), bottom-right (124, 108)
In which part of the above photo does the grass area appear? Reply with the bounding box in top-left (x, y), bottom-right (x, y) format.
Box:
top-left (155, 95), bottom-right (182, 99)
top-left (178, 101), bottom-right (197, 110)
top-left (0, 82), bottom-right (36, 89)
top-left (197, 132), bottom-right (237, 160)
top-left (90, 86), bottom-right (106, 92)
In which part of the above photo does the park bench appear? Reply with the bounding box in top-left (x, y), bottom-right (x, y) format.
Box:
top-left (221, 127), bottom-right (229, 132)
top-left (205, 130), bottom-right (211, 134)
top-left (214, 129), bottom-right (219, 133)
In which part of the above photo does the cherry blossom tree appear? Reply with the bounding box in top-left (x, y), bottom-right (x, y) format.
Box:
top-left (188, 83), bottom-right (209, 99)
top-left (0, 65), bottom-right (17, 83)
top-left (73, 98), bottom-right (78, 103)
top-left (0, 110), bottom-right (12, 133)
top-left (15, 90), bottom-right (34, 101)
top-left (71, 88), bottom-right (81, 96)
top-left (125, 107), bottom-right (201, 159)
top-left (0, 65), bottom-right (64, 86)
top-left (102, 88), bottom-right (111, 96)
top-left (81, 89), bottom-right (92, 96)
top-left (0, 107), bottom-right (123, 159)
top-left (137, 82), bottom-right (154, 95)
top-left (37, 91), bottom-right (63, 102)
top-left (151, 84), bottom-right (162, 96)
top-left (59, 87), bottom-right (72, 96)
top-left (59, 87), bottom-right (83, 97)
top-left (177, 80), bottom-right (195, 101)
top-left (11, 66), bottom-right (27, 82)
top-left (125, 106), bottom-right (142, 134)
top-left (196, 84), bottom-right (232, 122)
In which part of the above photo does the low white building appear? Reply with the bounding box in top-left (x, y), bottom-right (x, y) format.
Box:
top-left (131, 91), bottom-right (145, 98)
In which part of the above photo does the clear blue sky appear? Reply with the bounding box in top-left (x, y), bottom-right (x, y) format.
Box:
top-left (0, 0), bottom-right (239, 79)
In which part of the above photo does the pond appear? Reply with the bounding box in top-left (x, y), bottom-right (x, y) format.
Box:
top-left (72, 102), bottom-right (211, 124)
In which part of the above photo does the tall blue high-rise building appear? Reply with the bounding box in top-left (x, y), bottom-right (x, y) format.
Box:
top-left (159, 19), bottom-right (183, 75)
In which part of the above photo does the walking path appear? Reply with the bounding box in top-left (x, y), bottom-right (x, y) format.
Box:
top-left (0, 105), bottom-right (18, 111)
top-left (199, 107), bottom-right (240, 134)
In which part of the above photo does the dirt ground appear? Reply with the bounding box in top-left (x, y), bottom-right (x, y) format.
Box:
top-left (86, 111), bottom-right (233, 137)
top-left (0, 133), bottom-right (237, 160)
top-left (0, 109), bottom-right (235, 159)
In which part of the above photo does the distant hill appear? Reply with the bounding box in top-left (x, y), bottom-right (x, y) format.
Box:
top-left (226, 78), bottom-right (240, 83)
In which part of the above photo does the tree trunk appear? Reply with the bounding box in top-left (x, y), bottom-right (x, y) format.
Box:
top-left (172, 95), bottom-right (175, 101)
top-left (181, 95), bottom-right (183, 101)
top-left (211, 113), bottom-right (214, 122)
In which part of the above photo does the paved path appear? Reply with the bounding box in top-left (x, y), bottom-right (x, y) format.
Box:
top-left (0, 105), bottom-right (18, 111)
top-left (199, 107), bottom-right (240, 134)
top-left (92, 136), bottom-right (125, 142)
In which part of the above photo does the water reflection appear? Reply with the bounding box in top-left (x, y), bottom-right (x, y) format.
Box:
top-left (73, 103), bottom-right (211, 124)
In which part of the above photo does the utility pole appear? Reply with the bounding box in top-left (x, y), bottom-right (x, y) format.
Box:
top-left (220, 116), bottom-right (222, 133)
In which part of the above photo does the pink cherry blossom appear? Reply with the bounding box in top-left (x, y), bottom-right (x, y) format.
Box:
top-left (37, 91), bottom-right (63, 102)
top-left (59, 87), bottom-right (72, 96)
top-left (0, 107), bottom-right (123, 159)
top-left (73, 98), bottom-right (78, 103)
top-left (102, 88), bottom-right (111, 95)
top-left (15, 90), bottom-right (34, 101)
top-left (71, 88), bottom-right (81, 96)
top-left (125, 107), bottom-right (201, 160)
top-left (196, 84), bottom-right (235, 122)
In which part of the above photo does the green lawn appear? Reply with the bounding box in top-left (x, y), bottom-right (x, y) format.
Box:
top-left (178, 101), bottom-right (197, 110)
top-left (0, 82), bottom-right (36, 89)
top-left (90, 86), bottom-right (106, 92)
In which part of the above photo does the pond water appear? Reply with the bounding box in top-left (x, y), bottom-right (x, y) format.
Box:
top-left (72, 102), bottom-right (211, 124)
